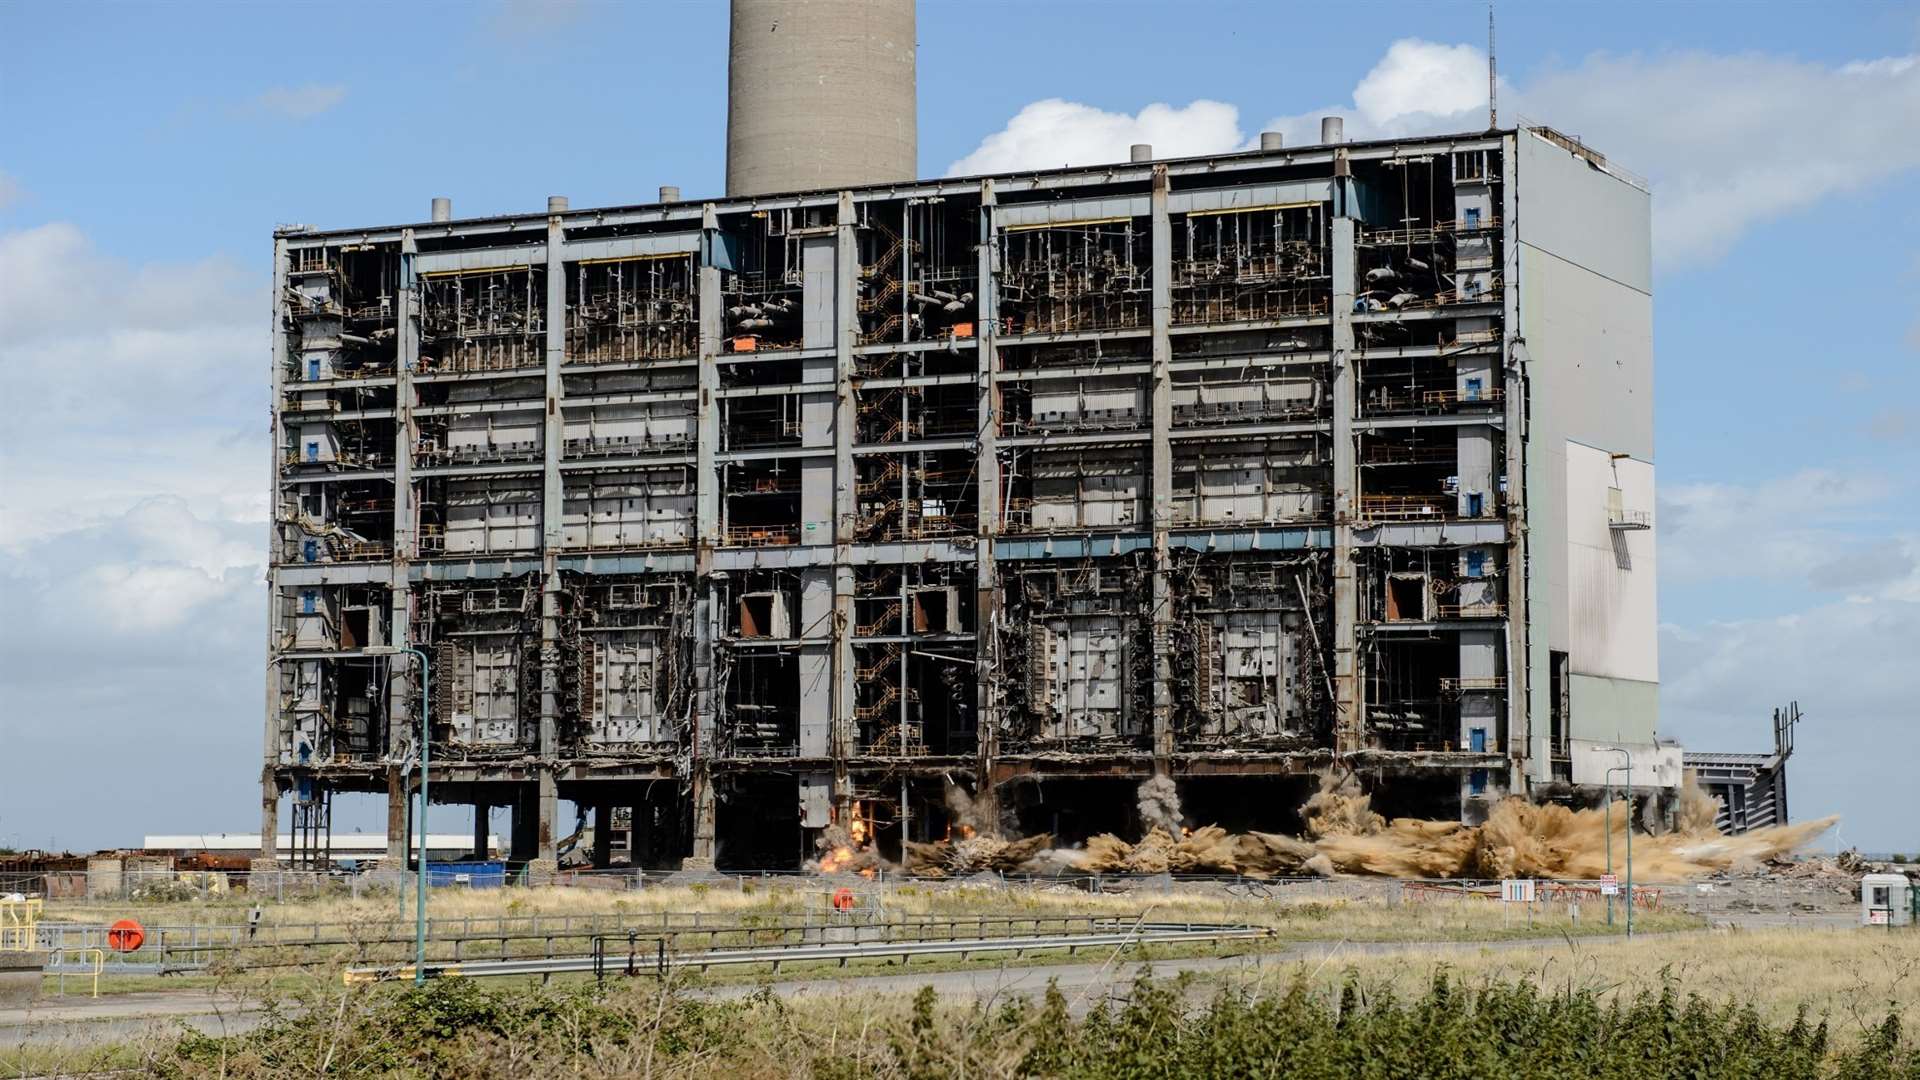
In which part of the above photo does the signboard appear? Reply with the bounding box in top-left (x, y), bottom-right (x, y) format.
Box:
top-left (1599, 874), bottom-right (1619, 896)
top-left (1501, 879), bottom-right (1536, 904)
top-left (1868, 910), bottom-right (1890, 926)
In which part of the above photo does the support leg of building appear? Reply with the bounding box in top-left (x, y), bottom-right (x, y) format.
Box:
top-left (256, 771), bottom-right (281, 869)
top-left (510, 783), bottom-right (537, 863)
top-left (591, 802), bottom-right (612, 868)
top-left (472, 803), bottom-right (489, 860)
top-left (687, 766), bottom-right (717, 868)
top-left (386, 767), bottom-right (409, 863)
top-left (1330, 208), bottom-right (1360, 756)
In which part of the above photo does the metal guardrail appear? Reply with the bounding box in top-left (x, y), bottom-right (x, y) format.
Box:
top-left (345, 921), bottom-right (1275, 983)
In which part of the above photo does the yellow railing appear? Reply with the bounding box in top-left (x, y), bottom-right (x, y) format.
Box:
top-left (0, 897), bottom-right (40, 951)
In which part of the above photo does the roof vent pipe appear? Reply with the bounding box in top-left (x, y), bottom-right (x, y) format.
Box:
top-left (658, 185), bottom-right (681, 203)
top-left (1130, 143), bottom-right (1153, 163)
top-left (548, 195), bottom-right (569, 214)
top-left (430, 197), bottom-right (452, 222)
top-left (1320, 116), bottom-right (1345, 144)
top-left (1259, 132), bottom-right (1284, 151)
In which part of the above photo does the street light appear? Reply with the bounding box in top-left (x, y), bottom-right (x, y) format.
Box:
top-left (1603, 748), bottom-right (1634, 939)
top-left (367, 645), bottom-right (430, 985)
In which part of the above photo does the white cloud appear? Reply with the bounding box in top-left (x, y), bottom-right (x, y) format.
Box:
top-left (951, 39), bottom-right (1920, 269)
top-left (1656, 468), bottom-right (1907, 588)
top-left (0, 223), bottom-right (264, 550)
top-left (0, 223), bottom-right (269, 848)
top-left (946, 99), bottom-right (1243, 175)
top-left (248, 84), bottom-right (347, 120)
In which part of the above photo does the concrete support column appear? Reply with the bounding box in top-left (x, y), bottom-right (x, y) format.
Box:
top-left (261, 235), bottom-right (290, 869)
top-left (533, 770), bottom-right (558, 872)
top-left (689, 207), bottom-right (723, 868)
top-left (389, 234), bottom-right (420, 761)
top-left (386, 767), bottom-right (409, 862)
top-left (510, 783), bottom-right (537, 862)
top-left (257, 773), bottom-right (281, 867)
top-left (1500, 140), bottom-right (1535, 792)
top-left (690, 765), bottom-right (716, 867)
top-left (472, 803), bottom-right (489, 859)
top-left (1330, 210), bottom-right (1361, 756)
top-left (973, 182), bottom-right (1001, 813)
top-left (1147, 165), bottom-right (1175, 768)
top-left (830, 192), bottom-right (859, 822)
top-left (535, 202), bottom-right (567, 872)
top-left (591, 802), bottom-right (612, 868)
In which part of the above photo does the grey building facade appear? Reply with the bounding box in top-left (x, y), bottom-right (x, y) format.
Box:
top-left (260, 124), bottom-right (1666, 871)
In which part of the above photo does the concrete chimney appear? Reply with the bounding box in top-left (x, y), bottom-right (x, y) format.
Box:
top-left (1130, 143), bottom-right (1153, 163)
top-left (430, 197), bottom-right (452, 222)
top-left (1320, 116), bottom-right (1345, 144)
top-left (1259, 132), bottom-right (1284, 151)
top-left (658, 185), bottom-right (682, 203)
top-left (726, 0), bottom-right (917, 196)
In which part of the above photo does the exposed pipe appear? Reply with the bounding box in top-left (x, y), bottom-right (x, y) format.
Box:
top-left (1320, 117), bottom-right (1345, 144)
top-left (659, 186), bottom-right (681, 203)
top-left (430, 197), bottom-right (452, 222)
top-left (1259, 132), bottom-right (1284, 151)
top-left (1130, 143), bottom-right (1153, 163)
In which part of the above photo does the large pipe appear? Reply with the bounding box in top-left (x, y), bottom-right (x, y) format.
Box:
top-left (659, 185), bottom-right (682, 203)
top-left (548, 195), bottom-right (569, 214)
top-left (726, 0), bottom-right (917, 196)
top-left (430, 197), bottom-right (452, 222)
top-left (1320, 116), bottom-right (1345, 144)
top-left (1259, 132), bottom-right (1284, 151)
top-left (1130, 143), bottom-right (1153, 163)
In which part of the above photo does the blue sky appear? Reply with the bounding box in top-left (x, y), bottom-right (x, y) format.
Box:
top-left (2, 0), bottom-right (1916, 853)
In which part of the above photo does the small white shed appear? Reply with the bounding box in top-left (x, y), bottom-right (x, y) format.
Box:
top-left (1860, 873), bottom-right (1913, 927)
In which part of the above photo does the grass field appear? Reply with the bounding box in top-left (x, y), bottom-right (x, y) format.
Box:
top-left (10, 928), bottom-right (1917, 1079)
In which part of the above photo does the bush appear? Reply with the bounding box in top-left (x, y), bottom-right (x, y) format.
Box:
top-left (151, 968), bottom-right (1919, 1079)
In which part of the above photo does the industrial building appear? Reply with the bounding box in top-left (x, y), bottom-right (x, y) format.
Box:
top-left (259, 1), bottom-right (1669, 874)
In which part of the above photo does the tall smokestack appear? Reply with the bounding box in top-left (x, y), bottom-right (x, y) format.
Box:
top-left (726, 0), bottom-right (917, 197)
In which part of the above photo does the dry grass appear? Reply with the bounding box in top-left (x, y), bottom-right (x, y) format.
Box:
top-left (1240, 926), bottom-right (1920, 1032)
top-left (42, 880), bottom-right (1701, 943)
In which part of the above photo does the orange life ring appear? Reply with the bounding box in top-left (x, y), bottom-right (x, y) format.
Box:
top-left (830, 887), bottom-right (856, 913)
top-left (107, 918), bottom-right (145, 952)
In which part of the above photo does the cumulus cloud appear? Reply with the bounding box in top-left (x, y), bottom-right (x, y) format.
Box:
top-left (0, 221), bottom-right (269, 847)
top-left (247, 83), bottom-right (347, 120)
top-left (0, 223), bottom-right (265, 550)
top-left (951, 39), bottom-right (1920, 269)
top-left (1656, 468), bottom-right (1904, 588)
top-left (1655, 465), bottom-right (1919, 849)
top-left (947, 99), bottom-right (1243, 175)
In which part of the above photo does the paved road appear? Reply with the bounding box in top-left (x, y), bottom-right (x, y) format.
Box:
top-left (0, 932), bottom-right (1686, 1048)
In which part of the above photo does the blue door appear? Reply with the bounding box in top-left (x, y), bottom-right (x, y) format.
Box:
top-left (302, 539), bottom-right (319, 563)
top-left (1466, 491), bottom-right (1484, 517)
top-left (1464, 377), bottom-right (1483, 401)
top-left (1465, 207), bottom-right (1481, 229)
top-left (1470, 727), bottom-right (1487, 752)
top-left (305, 441), bottom-right (319, 463)
top-left (307, 358), bottom-right (321, 381)
top-left (301, 590), bottom-right (317, 614)
top-left (1466, 550), bottom-right (1487, 578)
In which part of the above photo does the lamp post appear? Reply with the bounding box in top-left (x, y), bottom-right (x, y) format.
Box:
top-left (1604, 748), bottom-right (1634, 938)
top-left (368, 645), bottom-right (430, 985)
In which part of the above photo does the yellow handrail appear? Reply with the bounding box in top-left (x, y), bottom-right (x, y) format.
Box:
top-left (0, 897), bottom-right (41, 951)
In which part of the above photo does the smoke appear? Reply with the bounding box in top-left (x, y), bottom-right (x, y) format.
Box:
top-left (943, 778), bottom-right (997, 838)
top-left (894, 772), bottom-right (1837, 881)
top-left (1135, 775), bottom-right (1185, 836)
